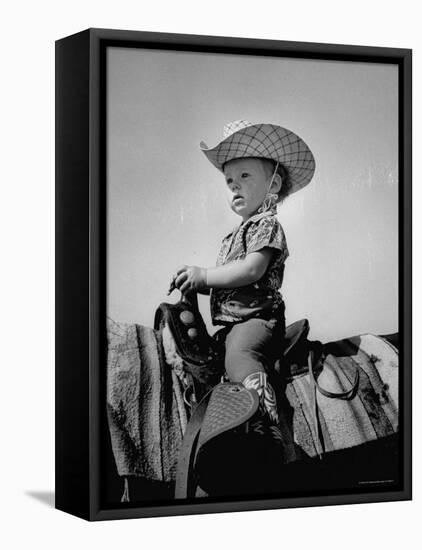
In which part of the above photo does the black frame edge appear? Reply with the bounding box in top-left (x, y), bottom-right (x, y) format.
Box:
top-left (401, 48), bottom-right (412, 501)
top-left (92, 489), bottom-right (410, 521)
top-left (88, 27), bottom-right (411, 61)
top-left (55, 29), bottom-right (92, 521)
top-left (89, 28), bottom-right (104, 521)
top-left (56, 28), bottom-right (412, 521)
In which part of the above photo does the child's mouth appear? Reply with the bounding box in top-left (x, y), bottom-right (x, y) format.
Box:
top-left (233, 194), bottom-right (243, 204)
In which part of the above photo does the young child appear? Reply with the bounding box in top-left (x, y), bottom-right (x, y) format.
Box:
top-left (172, 120), bottom-right (315, 427)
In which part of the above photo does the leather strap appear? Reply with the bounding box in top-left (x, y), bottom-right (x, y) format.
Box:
top-left (174, 390), bottom-right (212, 499)
top-left (308, 350), bottom-right (360, 459)
top-left (308, 350), bottom-right (359, 400)
top-left (309, 355), bottom-right (324, 459)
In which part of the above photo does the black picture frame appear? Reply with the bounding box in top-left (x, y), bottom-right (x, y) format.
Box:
top-left (55, 28), bottom-right (412, 521)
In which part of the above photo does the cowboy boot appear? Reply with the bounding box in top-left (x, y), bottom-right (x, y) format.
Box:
top-left (241, 371), bottom-right (285, 454)
top-left (242, 371), bottom-right (280, 423)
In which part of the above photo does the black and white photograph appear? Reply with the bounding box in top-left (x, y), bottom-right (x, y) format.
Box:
top-left (103, 39), bottom-right (405, 509)
top-left (4, 0), bottom-right (421, 546)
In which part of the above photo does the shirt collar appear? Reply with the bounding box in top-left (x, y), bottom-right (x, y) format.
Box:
top-left (246, 207), bottom-right (277, 224)
top-left (223, 207), bottom-right (277, 239)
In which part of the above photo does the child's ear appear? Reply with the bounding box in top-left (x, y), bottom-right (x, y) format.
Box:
top-left (270, 173), bottom-right (282, 195)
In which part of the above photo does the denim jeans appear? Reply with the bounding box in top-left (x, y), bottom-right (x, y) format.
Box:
top-left (223, 309), bottom-right (285, 383)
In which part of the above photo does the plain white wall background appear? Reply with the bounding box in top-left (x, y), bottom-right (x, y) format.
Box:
top-left (1, 1), bottom-right (419, 549)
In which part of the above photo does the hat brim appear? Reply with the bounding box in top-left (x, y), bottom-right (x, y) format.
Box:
top-left (200, 123), bottom-right (315, 196)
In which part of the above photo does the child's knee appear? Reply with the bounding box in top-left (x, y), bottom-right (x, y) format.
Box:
top-left (224, 348), bottom-right (265, 383)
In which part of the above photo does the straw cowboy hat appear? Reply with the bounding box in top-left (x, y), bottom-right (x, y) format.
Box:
top-left (200, 120), bottom-right (316, 196)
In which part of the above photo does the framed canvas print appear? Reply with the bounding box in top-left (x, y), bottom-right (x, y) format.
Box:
top-left (55, 28), bottom-right (412, 521)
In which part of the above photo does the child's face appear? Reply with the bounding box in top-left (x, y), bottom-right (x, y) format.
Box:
top-left (223, 158), bottom-right (276, 221)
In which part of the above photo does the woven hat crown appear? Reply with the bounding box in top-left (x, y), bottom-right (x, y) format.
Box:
top-left (222, 120), bottom-right (254, 139)
top-left (200, 120), bottom-right (316, 197)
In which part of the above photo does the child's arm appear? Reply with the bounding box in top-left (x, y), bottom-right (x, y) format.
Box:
top-left (174, 248), bottom-right (274, 295)
top-left (207, 249), bottom-right (273, 287)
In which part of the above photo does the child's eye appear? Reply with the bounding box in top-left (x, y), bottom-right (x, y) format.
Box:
top-left (241, 173), bottom-right (249, 178)
top-left (226, 178), bottom-right (233, 185)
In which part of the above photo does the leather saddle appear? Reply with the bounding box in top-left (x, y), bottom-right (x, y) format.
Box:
top-left (155, 294), bottom-right (329, 498)
top-left (155, 295), bottom-right (313, 383)
top-left (154, 294), bottom-right (225, 403)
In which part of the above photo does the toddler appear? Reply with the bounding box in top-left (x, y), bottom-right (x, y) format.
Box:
top-left (172, 120), bottom-right (315, 427)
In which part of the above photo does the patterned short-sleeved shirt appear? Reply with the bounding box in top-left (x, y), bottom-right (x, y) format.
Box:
top-left (210, 208), bottom-right (289, 325)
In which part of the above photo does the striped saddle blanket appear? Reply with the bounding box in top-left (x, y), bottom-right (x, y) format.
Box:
top-left (106, 318), bottom-right (398, 484)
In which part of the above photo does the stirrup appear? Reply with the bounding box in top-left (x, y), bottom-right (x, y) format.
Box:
top-left (194, 383), bottom-right (284, 496)
top-left (175, 383), bottom-right (259, 499)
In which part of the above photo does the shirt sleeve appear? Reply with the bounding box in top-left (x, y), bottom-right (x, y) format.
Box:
top-left (245, 215), bottom-right (289, 263)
